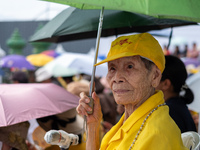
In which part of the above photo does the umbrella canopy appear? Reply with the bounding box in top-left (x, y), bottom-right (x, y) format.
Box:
top-left (30, 7), bottom-right (197, 43)
top-left (186, 72), bottom-right (200, 112)
top-left (26, 54), bottom-right (54, 67)
top-left (181, 57), bottom-right (200, 67)
top-left (35, 65), bottom-right (79, 81)
top-left (0, 83), bottom-right (79, 127)
top-left (186, 73), bottom-right (200, 134)
top-left (0, 54), bottom-right (35, 70)
top-left (44, 0), bottom-right (200, 22)
top-left (41, 50), bottom-right (61, 58)
top-left (39, 52), bottom-right (108, 77)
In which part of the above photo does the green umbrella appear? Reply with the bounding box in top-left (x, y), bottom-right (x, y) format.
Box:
top-left (30, 7), bottom-right (196, 43)
top-left (45, 0), bottom-right (200, 22)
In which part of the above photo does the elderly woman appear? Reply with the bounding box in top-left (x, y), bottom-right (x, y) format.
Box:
top-left (77, 33), bottom-right (188, 150)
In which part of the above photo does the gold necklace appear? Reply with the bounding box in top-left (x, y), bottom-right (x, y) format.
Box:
top-left (129, 103), bottom-right (166, 150)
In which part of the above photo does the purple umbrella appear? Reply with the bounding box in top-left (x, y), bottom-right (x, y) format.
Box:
top-left (181, 57), bottom-right (200, 67)
top-left (0, 54), bottom-right (35, 70)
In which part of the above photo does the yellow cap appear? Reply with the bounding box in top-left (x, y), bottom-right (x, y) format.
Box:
top-left (95, 33), bottom-right (165, 72)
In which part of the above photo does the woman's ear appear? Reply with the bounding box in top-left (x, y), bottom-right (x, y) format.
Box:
top-left (151, 66), bottom-right (162, 88)
top-left (160, 79), bottom-right (171, 91)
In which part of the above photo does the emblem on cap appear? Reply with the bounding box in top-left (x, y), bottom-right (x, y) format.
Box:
top-left (112, 39), bottom-right (132, 47)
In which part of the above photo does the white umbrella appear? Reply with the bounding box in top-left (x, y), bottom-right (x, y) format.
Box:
top-left (39, 52), bottom-right (108, 78)
top-left (186, 72), bottom-right (200, 134)
top-left (186, 72), bottom-right (200, 112)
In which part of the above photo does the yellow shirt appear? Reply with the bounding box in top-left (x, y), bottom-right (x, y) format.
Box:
top-left (100, 91), bottom-right (188, 150)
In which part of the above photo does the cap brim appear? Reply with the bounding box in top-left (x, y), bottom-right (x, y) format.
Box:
top-left (95, 52), bottom-right (140, 66)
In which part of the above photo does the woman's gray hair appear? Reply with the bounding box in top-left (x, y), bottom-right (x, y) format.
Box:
top-left (140, 56), bottom-right (155, 72)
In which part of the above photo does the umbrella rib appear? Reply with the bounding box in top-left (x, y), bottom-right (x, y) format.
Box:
top-left (33, 87), bottom-right (53, 104)
top-left (33, 86), bottom-right (78, 111)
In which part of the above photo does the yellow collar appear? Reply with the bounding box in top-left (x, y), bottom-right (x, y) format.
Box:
top-left (102, 90), bottom-right (165, 146)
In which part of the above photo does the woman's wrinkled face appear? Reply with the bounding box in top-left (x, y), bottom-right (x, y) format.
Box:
top-left (106, 56), bottom-right (155, 106)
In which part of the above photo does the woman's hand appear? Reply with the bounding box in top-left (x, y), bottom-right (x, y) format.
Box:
top-left (76, 91), bottom-right (102, 124)
top-left (77, 92), bottom-right (102, 150)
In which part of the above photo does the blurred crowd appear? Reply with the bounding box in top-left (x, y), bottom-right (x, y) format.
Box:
top-left (163, 42), bottom-right (199, 58)
top-left (163, 42), bottom-right (200, 75)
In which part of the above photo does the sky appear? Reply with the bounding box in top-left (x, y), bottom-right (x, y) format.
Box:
top-left (1, 0), bottom-right (200, 54)
top-left (0, 0), bottom-right (69, 21)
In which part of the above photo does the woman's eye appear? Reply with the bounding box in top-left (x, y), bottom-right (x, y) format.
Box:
top-left (111, 67), bottom-right (115, 70)
top-left (128, 65), bottom-right (133, 69)
top-left (109, 67), bottom-right (115, 71)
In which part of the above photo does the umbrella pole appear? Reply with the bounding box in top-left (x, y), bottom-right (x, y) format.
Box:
top-left (167, 27), bottom-right (173, 50)
top-left (83, 7), bottom-right (105, 143)
top-left (89, 7), bottom-right (105, 96)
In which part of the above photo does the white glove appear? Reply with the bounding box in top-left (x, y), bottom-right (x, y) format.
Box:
top-left (44, 130), bottom-right (79, 149)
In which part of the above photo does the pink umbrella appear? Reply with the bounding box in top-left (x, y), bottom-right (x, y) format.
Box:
top-left (0, 83), bottom-right (79, 127)
top-left (41, 50), bottom-right (61, 58)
